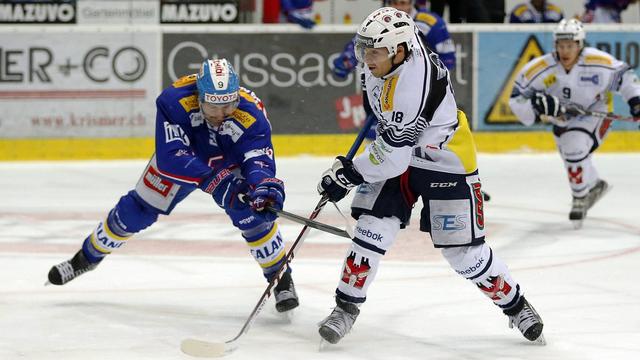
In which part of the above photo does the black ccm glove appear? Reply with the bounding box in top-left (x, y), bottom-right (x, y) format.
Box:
top-left (532, 92), bottom-right (565, 117)
top-left (317, 156), bottom-right (365, 202)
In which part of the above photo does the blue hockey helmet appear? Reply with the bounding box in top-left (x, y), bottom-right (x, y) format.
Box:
top-left (196, 58), bottom-right (240, 105)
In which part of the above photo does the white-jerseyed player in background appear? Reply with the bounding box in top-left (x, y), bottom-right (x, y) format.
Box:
top-left (316, 7), bottom-right (545, 346)
top-left (509, 19), bottom-right (640, 228)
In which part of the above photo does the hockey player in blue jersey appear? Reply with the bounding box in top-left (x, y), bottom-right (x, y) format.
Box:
top-left (281, 0), bottom-right (315, 29)
top-left (47, 58), bottom-right (299, 313)
top-left (332, 0), bottom-right (455, 80)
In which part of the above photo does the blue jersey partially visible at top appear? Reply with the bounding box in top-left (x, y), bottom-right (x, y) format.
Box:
top-left (154, 74), bottom-right (276, 189)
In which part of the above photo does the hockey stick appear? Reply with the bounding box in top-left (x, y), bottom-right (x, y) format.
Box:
top-left (267, 206), bottom-right (350, 239)
top-left (235, 194), bottom-right (351, 239)
top-left (564, 105), bottom-right (639, 123)
top-left (180, 116), bottom-right (375, 358)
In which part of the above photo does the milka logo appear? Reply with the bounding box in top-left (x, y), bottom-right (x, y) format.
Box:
top-left (204, 92), bottom-right (238, 104)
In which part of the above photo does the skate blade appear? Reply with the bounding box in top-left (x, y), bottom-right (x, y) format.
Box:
top-left (571, 220), bottom-right (583, 230)
top-left (318, 338), bottom-right (331, 351)
top-left (277, 308), bottom-right (295, 323)
top-left (533, 334), bottom-right (547, 346)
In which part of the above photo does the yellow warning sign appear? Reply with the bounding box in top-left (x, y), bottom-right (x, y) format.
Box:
top-left (485, 35), bottom-right (545, 124)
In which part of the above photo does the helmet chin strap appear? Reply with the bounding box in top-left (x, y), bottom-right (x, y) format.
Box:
top-left (385, 47), bottom-right (410, 76)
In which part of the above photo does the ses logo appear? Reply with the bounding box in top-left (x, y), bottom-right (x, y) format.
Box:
top-left (432, 214), bottom-right (467, 231)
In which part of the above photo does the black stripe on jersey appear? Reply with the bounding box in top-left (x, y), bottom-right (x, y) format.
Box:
top-left (418, 38), bottom-right (449, 126)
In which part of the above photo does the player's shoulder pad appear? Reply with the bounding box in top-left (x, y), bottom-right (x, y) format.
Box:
top-left (522, 54), bottom-right (555, 81)
top-left (582, 47), bottom-right (615, 67)
top-left (513, 3), bottom-right (529, 17)
top-left (157, 79), bottom-right (199, 116)
top-left (230, 88), bottom-right (268, 130)
top-left (414, 11), bottom-right (439, 27)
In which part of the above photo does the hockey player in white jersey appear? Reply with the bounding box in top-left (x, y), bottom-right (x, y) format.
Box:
top-left (509, 19), bottom-right (640, 227)
top-left (316, 7), bottom-right (544, 346)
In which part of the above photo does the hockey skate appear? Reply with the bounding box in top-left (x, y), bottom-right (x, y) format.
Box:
top-left (273, 271), bottom-right (299, 313)
top-left (318, 298), bottom-right (360, 345)
top-left (47, 249), bottom-right (101, 286)
top-left (569, 180), bottom-right (610, 229)
top-left (505, 297), bottom-right (545, 344)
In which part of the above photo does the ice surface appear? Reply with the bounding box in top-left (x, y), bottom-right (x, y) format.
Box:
top-left (1, 154), bottom-right (639, 359)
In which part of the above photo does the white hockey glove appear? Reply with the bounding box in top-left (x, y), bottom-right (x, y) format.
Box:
top-left (317, 156), bottom-right (364, 203)
top-left (532, 93), bottom-right (565, 118)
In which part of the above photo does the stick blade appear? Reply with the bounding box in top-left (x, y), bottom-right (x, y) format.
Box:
top-left (180, 338), bottom-right (228, 358)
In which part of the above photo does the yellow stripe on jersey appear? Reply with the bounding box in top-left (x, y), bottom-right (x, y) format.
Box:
top-left (381, 75), bottom-right (399, 112)
top-left (584, 55), bottom-right (613, 66)
top-left (173, 74), bottom-right (197, 88)
top-left (179, 95), bottom-right (199, 112)
top-left (606, 92), bottom-right (613, 112)
top-left (89, 233), bottom-right (111, 254)
top-left (547, 4), bottom-right (562, 12)
top-left (514, 5), bottom-right (529, 17)
top-left (239, 89), bottom-right (257, 104)
top-left (231, 109), bottom-right (257, 129)
top-left (247, 223), bottom-right (279, 248)
top-left (525, 59), bottom-right (549, 80)
top-left (103, 218), bottom-right (130, 241)
top-left (446, 110), bottom-right (478, 173)
top-left (415, 12), bottom-right (438, 26)
top-left (260, 249), bottom-right (285, 269)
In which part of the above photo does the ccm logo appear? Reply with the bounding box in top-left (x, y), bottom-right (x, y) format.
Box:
top-left (430, 182), bottom-right (457, 188)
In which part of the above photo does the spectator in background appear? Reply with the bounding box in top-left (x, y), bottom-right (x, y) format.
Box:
top-left (482, 0), bottom-right (507, 22)
top-left (429, 0), bottom-right (505, 23)
top-left (281, 0), bottom-right (315, 28)
top-left (509, 0), bottom-right (564, 23)
top-left (429, 0), bottom-right (469, 22)
top-left (581, 0), bottom-right (639, 23)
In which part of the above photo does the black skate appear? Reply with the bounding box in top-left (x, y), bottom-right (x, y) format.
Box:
top-left (318, 298), bottom-right (360, 345)
top-left (505, 297), bottom-right (545, 344)
top-left (273, 271), bottom-right (299, 313)
top-left (47, 249), bottom-right (101, 286)
top-left (569, 180), bottom-right (610, 229)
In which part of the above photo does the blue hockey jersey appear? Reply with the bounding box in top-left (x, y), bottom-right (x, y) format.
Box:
top-left (154, 74), bottom-right (276, 189)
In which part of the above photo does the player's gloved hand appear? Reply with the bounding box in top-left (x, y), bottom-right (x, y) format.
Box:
top-left (200, 168), bottom-right (248, 211)
top-left (248, 177), bottom-right (285, 222)
top-left (317, 156), bottom-right (365, 203)
top-left (628, 96), bottom-right (640, 120)
top-left (332, 53), bottom-right (357, 78)
top-left (532, 92), bottom-right (565, 117)
top-left (287, 11), bottom-right (315, 29)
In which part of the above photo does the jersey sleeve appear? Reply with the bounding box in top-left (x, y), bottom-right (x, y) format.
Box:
top-left (608, 58), bottom-right (640, 102)
top-left (508, 56), bottom-right (551, 126)
top-left (154, 93), bottom-right (213, 187)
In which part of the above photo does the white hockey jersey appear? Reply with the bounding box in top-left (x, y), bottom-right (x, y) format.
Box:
top-left (509, 47), bottom-right (640, 127)
top-left (353, 32), bottom-right (477, 184)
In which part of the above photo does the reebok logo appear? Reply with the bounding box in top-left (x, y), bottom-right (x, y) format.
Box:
top-left (355, 226), bottom-right (383, 242)
top-left (455, 257), bottom-right (485, 276)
